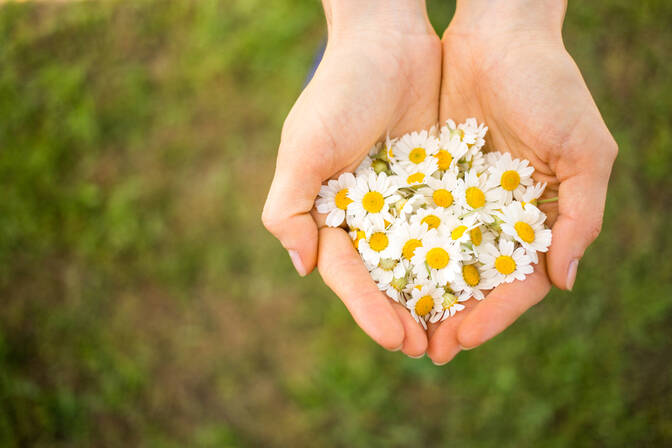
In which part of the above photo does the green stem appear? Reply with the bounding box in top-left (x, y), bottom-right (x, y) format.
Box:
top-left (537, 196), bottom-right (559, 204)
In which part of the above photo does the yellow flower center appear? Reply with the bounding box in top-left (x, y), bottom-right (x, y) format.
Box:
top-left (462, 264), bottom-right (480, 286)
top-left (362, 191), bottom-right (384, 213)
top-left (352, 229), bottom-right (365, 249)
top-left (501, 170), bottom-right (521, 191)
top-left (470, 226), bottom-right (482, 246)
top-left (369, 232), bottom-right (389, 252)
top-left (415, 295), bottom-right (434, 317)
top-left (402, 238), bottom-right (422, 260)
top-left (426, 247), bottom-right (450, 270)
top-left (432, 188), bottom-right (453, 207)
top-left (434, 150), bottom-right (453, 170)
top-left (451, 225), bottom-right (468, 241)
top-left (406, 172), bottom-right (425, 184)
top-left (514, 221), bottom-right (535, 243)
top-left (495, 255), bottom-right (516, 275)
top-left (465, 187), bottom-right (486, 209)
top-left (409, 147), bottom-right (427, 164)
top-left (386, 146), bottom-right (394, 158)
top-left (421, 214), bottom-right (441, 230)
top-left (334, 188), bottom-right (352, 210)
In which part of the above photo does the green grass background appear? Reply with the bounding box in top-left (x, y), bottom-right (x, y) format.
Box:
top-left (0, 0), bottom-right (670, 446)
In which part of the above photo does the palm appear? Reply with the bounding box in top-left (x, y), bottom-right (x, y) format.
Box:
top-left (426, 29), bottom-right (617, 362)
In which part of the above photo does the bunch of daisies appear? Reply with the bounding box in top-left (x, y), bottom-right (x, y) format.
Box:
top-left (315, 119), bottom-right (552, 329)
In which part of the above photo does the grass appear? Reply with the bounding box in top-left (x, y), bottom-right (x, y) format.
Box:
top-left (0, 0), bottom-right (670, 446)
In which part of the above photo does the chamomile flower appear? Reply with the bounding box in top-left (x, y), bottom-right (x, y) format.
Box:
top-left (358, 224), bottom-right (400, 266)
top-left (418, 170), bottom-right (461, 210)
top-left (465, 224), bottom-right (496, 257)
top-left (390, 221), bottom-right (429, 262)
top-left (498, 202), bottom-right (552, 263)
top-left (451, 262), bottom-right (491, 301)
top-left (440, 212), bottom-right (478, 245)
top-left (349, 227), bottom-right (366, 250)
top-left (394, 130), bottom-right (439, 169)
top-left (459, 117), bottom-right (487, 149)
top-left (410, 206), bottom-right (454, 232)
top-left (375, 259), bottom-right (411, 303)
top-left (480, 239), bottom-right (533, 285)
top-left (487, 152), bottom-right (535, 203)
top-left (391, 194), bottom-right (425, 221)
top-left (391, 159), bottom-right (438, 187)
top-left (406, 282), bottom-right (444, 329)
top-left (348, 172), bottom-right (400, 228)
top-left (431, 290), bottom-right (466, 322)
top-left (456, 169), bottom-right (501, 223)
top-left (370, 257), bottom-right (407, 290)
top-left (519, 181), bottom-right (548, 207)
top-left (435, 125), bottom-right (469, 171)
top-left (411, 230), bottom-right (463, 284)
top-left (316, 172), bottom-right (356, 227)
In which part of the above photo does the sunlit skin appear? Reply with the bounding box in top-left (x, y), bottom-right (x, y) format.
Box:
top-left (262, 0), bottom-right (617, 363)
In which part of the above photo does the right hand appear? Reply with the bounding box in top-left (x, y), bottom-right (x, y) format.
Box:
top-left (262, 0), bottom-right (441, 356)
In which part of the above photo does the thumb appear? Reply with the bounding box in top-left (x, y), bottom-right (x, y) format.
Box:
top-left (547, 138), bottom-right (617, 290)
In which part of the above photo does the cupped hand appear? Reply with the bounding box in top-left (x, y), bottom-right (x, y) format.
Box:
top-left (427, 1), bottom-right (618, 364)
top-left (262, 1), bottom-right (442, 356)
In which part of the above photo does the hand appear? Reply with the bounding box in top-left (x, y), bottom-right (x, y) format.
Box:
top-left (262, 0), bottom-right (441, 356)
top-left (427, 0), bottom-right (618, 364)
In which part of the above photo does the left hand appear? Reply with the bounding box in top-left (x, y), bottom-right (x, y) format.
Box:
top-left (426, 0), bottom-right (618, 364)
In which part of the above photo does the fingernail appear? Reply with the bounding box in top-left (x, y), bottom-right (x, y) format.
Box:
top-left (566, 258), bottom-right (579, 291)
top-left (288, 250), bottom-right (307, 276)
top-left (459, 345), bottom-right (474, 351)
top-left (432, 360), bottom-right (448, 366)
top-left (409, 353), bottom-right (424, 359)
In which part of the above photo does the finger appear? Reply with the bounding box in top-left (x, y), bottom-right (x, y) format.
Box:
top-left (426, 299), bottom-right (477, 365)
top-left (457, 258), bottom-right (551, 349)
top-left (547, 138), bottom-right (617, 290)
top-left (392, 303), bottom-right (427, 358)
top-left (262, 130), bottom-right (327, 277)
top-left (318, 227), bottom-right (405, 351)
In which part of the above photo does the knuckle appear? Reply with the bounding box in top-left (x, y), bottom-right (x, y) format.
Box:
top-left (587, 216), bottom-right (604, 243)
top-left (261, 206), bottom-right (282, 236)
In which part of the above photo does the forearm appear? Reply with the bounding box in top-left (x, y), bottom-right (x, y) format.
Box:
top-left (450, 0), bottom-right (567, 38)
top-left (322, 0), bottom-right (434, 37)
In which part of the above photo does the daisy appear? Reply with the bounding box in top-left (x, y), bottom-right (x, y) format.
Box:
top-left (390, 221), bottom-right (429, 262)
top-left (391, 159), bottom-right (438, 188)
top-left (348, 172), bottom-right (400, 228)
top-left (315, 172), bottom-right (356, 227)
top-left (455, 169), bottom-right (501, 223)
top-left (375, 259), bottom-right (411, 303)
top-left (418, 170), bottom-right (461, 211)
top-left (498, 202), bottom-right (552, 263)
top-left (487, 152), bottom-right (535, 203)
top-left (465, 223), bottom-right (496, 257)
top-left (410, 206), bottom-right (454, 232)
top-left (458, 118), bottom-right (487, 150)
top-left (519, 181), bottom-right (548, 207)
top-left (431, 290), bottom-right (466, 322)
top-left (411, 230), bottom-right (463, 284)
top-left (480, 239), bottom-right (533, 285)
top-left (405, 282), bottom-right (444, 329)
top-left (370, 257), bottom-right (407, 291)
top-left (392, 194), bottom-right (425, 221)
top-left (439, 212), bottom-right (478, 245)
top-left (394, 130), bottom-right (439, 169)
top-left (349, 227), bottom-right (366, 250)
top-left (357, 224), bottom-right (400, 266)
top-left (435, 124), bottom-right (468, 171)
top-left (451, 262), bottom-right (491, 301)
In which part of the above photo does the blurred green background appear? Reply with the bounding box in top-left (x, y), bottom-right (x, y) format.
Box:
top-left (0, 0), bottom-right (670, 446)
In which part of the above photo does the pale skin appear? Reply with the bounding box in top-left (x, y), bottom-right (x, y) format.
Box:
top-left (262, 0), bottom-right (617, 363)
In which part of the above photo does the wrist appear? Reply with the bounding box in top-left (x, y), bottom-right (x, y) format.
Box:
top-left (324, 0), bottom-right (435, 38)
top-left (450, 0), bottom-right (566, 41)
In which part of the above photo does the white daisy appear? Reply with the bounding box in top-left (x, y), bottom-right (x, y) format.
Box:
top-left (519, 181), bottom-right (548, 208)
top-left (411, 230), bottom-right (463, 284)
top-left (315, 172), bottom-right (356, 227)
top-left (394, 130), bottom-right (439, 169)
top-left (370, 257), bottom-right (407, 291)
top-left (390, 221), bottom-right (429, 263)
top-left (357, 224), bottom-right (400, 266)
top-left (480, 239), bottom-right (534, 285)
top-left (432, 290), bottom-right (467, 322)
top-left (347, 172), bottom-right (400, 229)
top-left (450, 262), bottom-right (492, 301)
top-left (391, 194), bottom-right (425, 221)
top-left (405, 282), bottom-right (444, 329)
top-left (465, 223), bottom-right (496, 257)
top-left (487, 152), bottom-right (535, 203)
top-left (375, 259), bottom-right (411, 303)
top-left (409, 206), bottom-right (454, 232)
top-left (455, 169), bottom-right (501, 223)
top-left (458, 118), bottom-right (487, 150)
top-left (435, 124), bottom-right (469, 171)
top-left (390, 159), bottom-right (438, 188)
top-left (418, 170), bottom-right (461, 211)
top-left (498, 202), bottom-right (552, 263)
top-left (439, 212), bottom-right (478, 245)
top-left (349, 227), bottom-right (366, 250)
